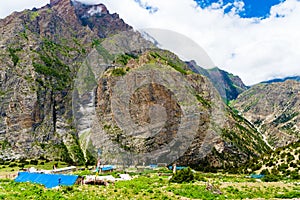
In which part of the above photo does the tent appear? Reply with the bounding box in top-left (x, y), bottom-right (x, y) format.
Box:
top-left (101, 165), bottom-right (115, 172)
top-left (250, 174), bottom-right (265, 179)
top-left (15, 172), bottom-right (80, 188)
top-left (168, 166), bottom-right (187, 170)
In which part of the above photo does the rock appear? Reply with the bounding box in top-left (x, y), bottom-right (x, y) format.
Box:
top-left (232, 80), bottom-right (300, 148)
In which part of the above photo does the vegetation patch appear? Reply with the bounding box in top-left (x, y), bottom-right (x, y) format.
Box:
top-left (111, 67), bottom-right (127, 76)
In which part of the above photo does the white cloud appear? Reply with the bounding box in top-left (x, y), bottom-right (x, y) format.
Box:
top-left (0, 1), bottom-right (49, 19)
top-left (97, 0), bottom-right (300, 85)
top-left (1, 0), bottom-right (300, 85)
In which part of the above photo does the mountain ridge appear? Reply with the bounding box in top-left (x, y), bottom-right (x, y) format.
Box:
top-left (0, 0), bottom-right (270, 169)
top-left (261, 76), bottom-right (300, 84)
top-left (186, 60), bottom-right (248, 102)
top-left (232, 80), bottom-right (300, 148)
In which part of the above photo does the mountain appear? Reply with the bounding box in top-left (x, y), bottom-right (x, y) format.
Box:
top-left (231, 80), bottom-right (300, 148)
top-left (240, 141), bottom-right (300, 177)
top-left (0, 0), bottom-right (137, 163)
top-left (87, 48), bottom-right (270, 169)
top-left (261, 76), bottom-right (300, 84)
top-left (186, 61), bottom-right (248, 103)
top-left (0, 0), bottom-right (270, 169)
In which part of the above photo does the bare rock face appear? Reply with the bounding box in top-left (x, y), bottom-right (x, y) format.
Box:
top-left (0, 0), bottom-right (135, 162)
top-left (77, 49), bottom-right (270, 169)
top-left (232, 80), bottom-right (300, 148)
top-left (73, 1), bottom-right (132, 38)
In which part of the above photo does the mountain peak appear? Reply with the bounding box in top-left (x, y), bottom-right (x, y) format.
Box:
top-left (50, 0), bottom-right (70, 7)
top-left (50, 0), bottom-right (78, 25)
top-left (73, 1), bottom-right (109, 18)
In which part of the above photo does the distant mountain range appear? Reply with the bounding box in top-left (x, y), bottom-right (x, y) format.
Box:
top-left (261, 76), bottom-right (300, 84)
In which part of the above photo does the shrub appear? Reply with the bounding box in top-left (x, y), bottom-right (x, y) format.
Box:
top-left (169, 167), bottom-right (194, 183)
top-left (278, 163), bottom-right (289, 172)
top-left (290, 172), bottom-right (300, 180)
top-left (111, 68), bottom-right (126, 76)
top-left (18, 163), bottom-right (25, 168)
top-left (262, 174), bottom-right (280, 182)
top-left (289, 162), bottom-right (297, 168)
top-left (29, 160), bottom-right (38, 165)
top-left (261, 169), bottom-right (270, 175)
top-left (8, 163), bottom-right (17, 168)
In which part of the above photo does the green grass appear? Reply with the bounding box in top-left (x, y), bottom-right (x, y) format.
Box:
top-left (1, 168), bottom-right (300, 199)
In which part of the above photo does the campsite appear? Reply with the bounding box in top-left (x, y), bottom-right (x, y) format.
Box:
top-left (0, 160), bottom-right (300, 199)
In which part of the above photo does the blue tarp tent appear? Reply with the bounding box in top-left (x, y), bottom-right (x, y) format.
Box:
top-left (15, 172), bottom-right (79, 188)
top-left (101, 165), bottom-right (115, 171)
top-left (250, 174), bottom-right (265, 179)
top-left (168, 166), bottom-right (187, 170)
top-left (149, 164), bottom-right (158, 169)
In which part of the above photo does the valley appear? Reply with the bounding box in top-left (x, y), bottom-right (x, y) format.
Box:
top-left (0, 0), bottom-right (299, 199)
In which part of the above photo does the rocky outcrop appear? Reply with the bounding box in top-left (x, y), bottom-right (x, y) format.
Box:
top-left (232, 80), bottom-right (300, 148)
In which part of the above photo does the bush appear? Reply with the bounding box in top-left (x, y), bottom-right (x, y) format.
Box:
top-left (262, 174), bottom-right (280, 182)
top-left (29, 160), bottom-right (38, 165)
top-left (261, 169), bottom-right (270, 175)
top-left (290, 172), bottom-right (300, 180)
top-left (169, 167), bottom-right (194, 183)
top-left (18, 163), bottom-right (25, 168)
top-left (111, 68), bottom-right (126, 76)
top-left (8, 163), bottom-right (17, 168)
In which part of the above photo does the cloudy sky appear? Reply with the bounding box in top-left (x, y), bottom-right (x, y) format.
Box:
top-left (1, 0), bottom-right (300, 85)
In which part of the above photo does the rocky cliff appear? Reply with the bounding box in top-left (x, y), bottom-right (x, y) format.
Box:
top-left (232, 80), bottom-right (300, 148)
top-left (79, 48), bottom-right (270, 169)
top-left (0, 0), bottom-right (137, 163)
top-left (186, 61), bottom-right (248, 103)
top-left (0, 0), bottom-right (270, 168)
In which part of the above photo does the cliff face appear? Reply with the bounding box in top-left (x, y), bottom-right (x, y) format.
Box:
top-left (79, 49), bottom-right (270, 169)
top-left (0, 0), bottom-right (136, 162)
top-left (232, 80), bottom-right (300, 148)
top-left (0, 0), bottom-right (270, 168)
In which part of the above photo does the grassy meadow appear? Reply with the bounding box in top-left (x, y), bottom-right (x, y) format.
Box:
top-left (0, 161), bottom-right (300, 199)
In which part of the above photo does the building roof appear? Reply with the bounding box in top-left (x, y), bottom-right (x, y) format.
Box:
top-left (15, 172), bottom-right (79, 188)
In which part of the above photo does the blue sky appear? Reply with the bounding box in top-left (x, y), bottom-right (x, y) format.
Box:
top-left (195, 0), bottom-right (284, 18)
top-left (0, 0), bottom-right (300, 85)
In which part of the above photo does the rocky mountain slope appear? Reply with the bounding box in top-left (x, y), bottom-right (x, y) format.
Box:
top-left (0, 0), bottom-right (270, 168)
top-left (0, 0), bottom-right (135, 163)
top-left (240, 141), bottom-right (300, 178)
top-left (79, 47), bottom-right (270, 169)
top-left (231, 80), bottom-right (300, 148)
top-left (186, 61), bottom-right (248, 103)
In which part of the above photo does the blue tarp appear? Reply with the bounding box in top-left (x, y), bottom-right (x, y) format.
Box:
top-left (149, 164), bottom-right (158, 169)
top-left (101, 165), bottom-right (115, 171)
top-left (15, 172), bottom-right (79, 188)
top-left (250, 174), bottom-right (265, 179)
top-left (168, 166), bottom-right (187, 170)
